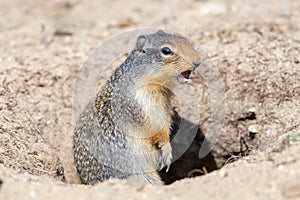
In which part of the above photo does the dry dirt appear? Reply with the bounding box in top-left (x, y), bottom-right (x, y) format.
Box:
top-left (0, 0), bottom-right (300, 199)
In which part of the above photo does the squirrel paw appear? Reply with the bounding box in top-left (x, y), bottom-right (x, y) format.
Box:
top-left (158, 142), bottom-right (172, 172)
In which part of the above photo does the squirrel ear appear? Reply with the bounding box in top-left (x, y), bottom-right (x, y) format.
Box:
top-left (157, 30), bottom-right (167, 36)
top-left (135, 35), bottom-right (147, 52)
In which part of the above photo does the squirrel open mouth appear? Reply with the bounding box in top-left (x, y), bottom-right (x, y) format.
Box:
top-left (181, 70), bottom-right (192, 79)
top-left (178, 70), bottom-right (192, 83)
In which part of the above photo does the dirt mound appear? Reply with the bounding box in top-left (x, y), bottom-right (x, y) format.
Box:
top-left (0, 0), bottom-right (299, 199)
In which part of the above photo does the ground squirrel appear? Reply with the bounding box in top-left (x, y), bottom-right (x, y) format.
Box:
top-left (73, 30), bottom-right (202, 185)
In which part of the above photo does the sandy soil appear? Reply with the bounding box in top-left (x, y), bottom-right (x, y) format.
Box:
top-left (0, 0), bottom-right (300, 199)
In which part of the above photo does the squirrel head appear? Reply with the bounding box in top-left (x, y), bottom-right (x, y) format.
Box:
top-left (129, 30), bottom-right (202, 89)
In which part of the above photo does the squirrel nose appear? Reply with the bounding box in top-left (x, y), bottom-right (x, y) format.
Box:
top-left (192, 58), bottom-right (202, 67)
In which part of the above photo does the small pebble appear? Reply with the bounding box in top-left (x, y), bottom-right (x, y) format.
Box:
top-left (219, 170), bottom-right (228, 178)
top-left (277, 165), bottom-right (284, 170)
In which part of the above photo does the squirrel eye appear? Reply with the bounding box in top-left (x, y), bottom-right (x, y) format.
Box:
top-left (161, 47), bottom-right (173, 56)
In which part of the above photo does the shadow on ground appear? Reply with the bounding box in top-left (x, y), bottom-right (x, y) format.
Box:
top-left (159, 112), bottom-right (218, 184)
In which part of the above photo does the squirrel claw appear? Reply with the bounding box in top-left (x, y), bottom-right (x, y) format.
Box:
top-left (158, 142), bottom-right (172, 172)
top-left (165, 162), bottom-right (171, 172)
top-left (158, 163), bottom-right (164, 171)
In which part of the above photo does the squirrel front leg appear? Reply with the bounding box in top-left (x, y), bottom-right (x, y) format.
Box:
top-left (157, 141), bottom-right (172, 172)
top-left (148, 128), bottom-right (172, 172)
